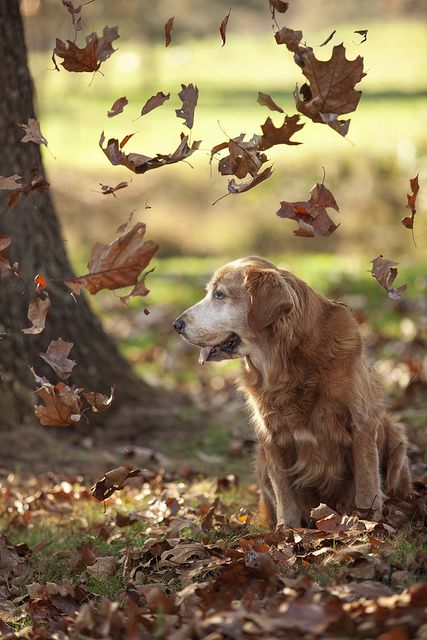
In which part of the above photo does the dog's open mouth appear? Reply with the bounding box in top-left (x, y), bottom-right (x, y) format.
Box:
top-left (198, 333), bottom-right (241, 365)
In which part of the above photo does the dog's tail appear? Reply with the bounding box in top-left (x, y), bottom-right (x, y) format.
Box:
top-left (382, 415), bottom-right (412, 497)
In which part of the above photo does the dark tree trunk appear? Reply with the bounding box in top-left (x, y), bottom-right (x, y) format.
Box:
top-left (0, 0), bottom-right (180, 441)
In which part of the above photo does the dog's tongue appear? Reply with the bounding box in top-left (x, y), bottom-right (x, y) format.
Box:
top-left (199, 346), bottom-right (213, 365)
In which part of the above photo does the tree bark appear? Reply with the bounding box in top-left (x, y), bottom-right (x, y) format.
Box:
top-left (0, 0), bottom-right (178, 436)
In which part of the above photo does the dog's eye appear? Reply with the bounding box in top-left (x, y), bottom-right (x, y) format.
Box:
top-left (213, 289), bottom-right (225, 299)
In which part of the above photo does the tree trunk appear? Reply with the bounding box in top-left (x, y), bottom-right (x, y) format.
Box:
top-left (0, 0), bottom-right (180, 440)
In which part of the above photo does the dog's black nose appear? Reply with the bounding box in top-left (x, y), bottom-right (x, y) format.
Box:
top-left (173, 317), bottom-right (186, 334)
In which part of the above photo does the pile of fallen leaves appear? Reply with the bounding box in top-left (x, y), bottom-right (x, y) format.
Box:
top-left (0, 463), bottom-right (426, 639)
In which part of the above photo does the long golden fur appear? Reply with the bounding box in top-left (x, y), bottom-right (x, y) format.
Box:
top-left (174, 256), bottom-right (411, 527)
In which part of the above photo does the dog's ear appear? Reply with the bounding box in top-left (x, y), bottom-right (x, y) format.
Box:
top-left (243, 266), bottom-right (293, 331)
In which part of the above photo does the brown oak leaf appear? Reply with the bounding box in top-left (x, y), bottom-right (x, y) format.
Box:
top-left (91, 466), bottom-right (141, 501)
top-left (64, 222), bottom-right (158, 295)
top-left (275, 26), bottom-right (302, 50)
top-left (175, 84), bottom-right (199, 130)
top-left (22, 295), bottom-right (51, 334)
top-left (370, 256), bottom-right (407, 301)
top-left (82, 388), bottom-right (114, 412)
top-left (53, 25), bottom-right (119, 73)
top-left (33, 378), bottom-right (83, 427)
top-left (259, 114), bottom-right (304, 149)
top-left (96, 25), bottom-right (120, 62)
top-left (0, 175), bottom-right (23, 190)
top-left (269, 0), bottom-right (289, 15)
top-left (139, 91), bottom-right (170, 117)
top-left (228, 166), bottom-right (274, 194)
top-left (120, 267), bottom-right (154, 305)
top-left (107, 96), bottom-right (128, 118)
top-left (100, 131), bottom-right (201, 174)
top-left (20, 119), bottom-right (48, 146)
top-left (98, 181), bottom-right (129, 197)
top-left (401, 174), bottom-right (419, 230)
top-left (277, 182), bottom-right (340, 237)
top-left (39, 338), bottom-right (76, 380)
top-left (165, 17), bottom-right (174, 47)
top-left (0, 235), bottom-right (12, 278)
top-left (62, 0), bottom-right (94, 31)
top-left (257, 92), bottom-right (284, 113)
top-left (219, 9), bottom-right (231, 47)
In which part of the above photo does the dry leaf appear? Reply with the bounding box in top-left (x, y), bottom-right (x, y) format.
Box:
top-left (0, 175), bottom-right (22, 190)
top-left (35, 274), bottom-right (47, 294)
top-left (175, 84), bottom-right (199, 130)
top-left (6, 167), bottom-right (50, 210)
top-left (100, 131), bottom-right (201, 174)
top-left (139, 91), bottom-right (170, 117)
top-left (228, 166), bottom-right (274, 194)
top-left (370, 256), bottom-right (407, 301)
top-left (33, 377), bottom-right (83, 427)
top-left (120, 268), bottom-right (154, 305)
top-left (64, 223), bottom-right (158, 295)
top-left (86, 556), bottom-right (117, 579)
top-left (401, 174), bottom-right (419, 230)
top-left (53, 25), bottom-right (119, 73)
top-left (20, 118), bottom-right (48, 146)
top-left (91, 466), bottom-right (141, 501)
top-left (219, 9), bottom-right (231, 47)
top-left (22, 295), bottom-right (51, 334)
top-left (257, 92), bottom-right (284, 113)
top-left (277, 182), bottom-right (340, 237)
top-left (269, 0), bottom-right (289, 15)
top-left (39, 338), bottom-right (76, 380)
top-left (165, 17), bottom-right (174, 47)
top-left (107, 96), bottom-right (128, 118)
top-left (258, 114), bottom-right (304, 149)
top-left (0, 235), bottom-right (12, 278)
top-left (99, 181), bottom-right (129, 197)
top-left (82, 388), bottom-right (114, 412)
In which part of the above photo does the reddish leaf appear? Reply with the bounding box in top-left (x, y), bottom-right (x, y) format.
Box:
top-left (120, 133), bottom-right (136, 149)
top-left (107, 96), bottom-right (128, 118)
top-left (82, 387), bottom-right (114, 412)
top-left (22, 295), bottom-right (51, 334)
top-left (165, 17), bottom-right (174, 47)
top-left (0, 174), bottom-right (22, 190)
top-left (259, 114), bottom-right (304, 149)
top-left (277, 182), bottom-right (340, 237)
top-left (401, 174), bottom-right (419, 230)
top-left (64, 222), bottom-right (158, 295)
top-left (39, 338), bottom-right (76, 380)
top-left (53, 25), bottom-right (119, 73)
top-left (257, 92), bottom-right (284, 113)
top-left (139, 91), bottom-right (170, 117)
top-left (33, 378), bottom-right (83, 427)
top-left (120, 268), bottom-right (154, 305)
top-left (276, 29), bottom-right (365, 136)
top-left (91, 466), bottom-right (141, 501)
top-left (370, 256), bottom-right (407, 301)
top-left (100, 131), bottom-right (201, 174)
top-left (175, 83), bottom-right (199, 130)
top-left (98, 181), bottom-right (129, 197)
top-left (269, 0), bottom-right (289, 16)
top-left (219, 9), bottom-right (231, 47)
top-left (35, 274), bottom-right (47, 294)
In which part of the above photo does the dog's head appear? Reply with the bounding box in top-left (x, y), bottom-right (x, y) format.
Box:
top-left (173, 256), bottom-right (296, 364)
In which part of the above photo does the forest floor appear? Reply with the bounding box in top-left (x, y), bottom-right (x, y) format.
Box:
top-left (1, 256), bottom-right (427, 639)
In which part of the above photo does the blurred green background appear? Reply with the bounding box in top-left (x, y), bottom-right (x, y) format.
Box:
top-left (19, 0), bottom-right (427, 407)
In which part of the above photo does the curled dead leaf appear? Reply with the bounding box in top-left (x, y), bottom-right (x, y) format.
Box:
top-left (39, 338), bottom-right (76, 380)
top-left (370, 256), bottom-right (407, 301)
top-left (22, 295), bottom-right (51, 334)
top-left (277, 182), bottom-right (340, 237)
top-left (107, 96), bottom-right (128, 118)
top-left (91, 466), bottom-right (141, 501)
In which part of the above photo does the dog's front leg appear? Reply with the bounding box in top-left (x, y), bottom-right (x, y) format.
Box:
top-left (352, 432), bottom-right (383, 519)
top-left (265, 444), bottom-right (301, 528)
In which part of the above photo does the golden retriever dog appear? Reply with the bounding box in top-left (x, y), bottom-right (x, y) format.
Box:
top-left (173, 256), bottom-right (411, 527)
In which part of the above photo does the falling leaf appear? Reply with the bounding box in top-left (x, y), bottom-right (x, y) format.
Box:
top-left (91, 466), bottom-right (141, 501)
top-left (370, 256), bottom-right (407, 300)
top-left (0, 175), bottom-right (22, 190)
top-left (32, 376), bottom-right (83, 427)
top-left (276, 28), bottom-right (365, 136)
top-left (277, 182), bottom-right (340, 237)
top-left (62, 0), bottom-right (94, 31)
top-left (53, 25), bottom-right (119, 73)
top-left (6, 167), bottom-right (50, 210)
top-left (22, 295), bottom-right (51, 334)
top-left (257, 92), bottom-right (284, 113)
top-left (64, 222), bottom-right (158, 295)
top-left (258, 114), bottom-right (304, 149)
top-left (0, 235), bottom-right (12, 278)
top-left (165, 17), bottom-right (174, 47)
top-left (107, 96), bottom-right (128, 118)
top-left (20, 118), bottom-right (48, 146)
top-left (35, 274), bottom-right (47, 294)
top-left (219, 9), bottom-right (231, 47)
top-left (82, 387), bottom-right (114, 412)
top-left (354, 29), bottom-right (368, 44)
top-left (120, 268), bottom-right (154, 305)
top-left (401, 174), bottom-right (419, 230)
top-left (139, 91), bottom-right (170, 117)
top-left (319, 30), bottom-right (336, 47)
top-left (100, 131), bottom-right (201, 174)
top-left (269, 0), bottom-right (289, 13)
top-left (120, 133), bottom-right (136, 149)
top-left (175, 84), bottom-right (199, 130)
top-left (98, 181), bottom-right (129, 197)
top-left (228, 166), bottom-right (274, 194)
top-left (39, 338), bottom-right (76, 380)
